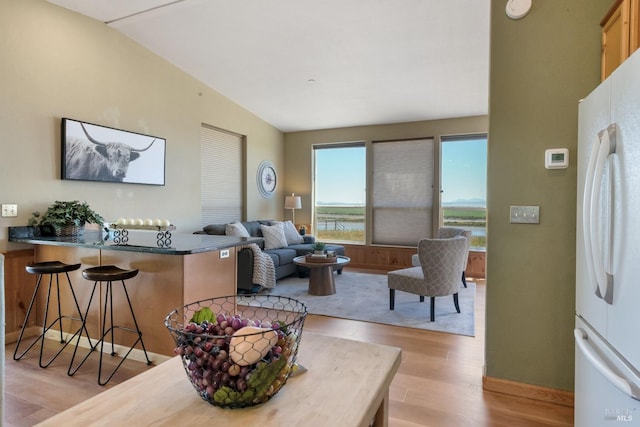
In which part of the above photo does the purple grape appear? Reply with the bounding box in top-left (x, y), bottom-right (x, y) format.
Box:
top-left (231, 317), bottom-right (242, 330)
top-left (210, 358), bottom-right (222, 370)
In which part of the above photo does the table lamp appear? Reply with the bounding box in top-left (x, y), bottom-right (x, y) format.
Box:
top-left (284, 193), bottom-right (302, 225)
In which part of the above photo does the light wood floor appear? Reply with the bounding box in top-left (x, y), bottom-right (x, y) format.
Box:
top-left (3, 271), bottom-right (573, 426)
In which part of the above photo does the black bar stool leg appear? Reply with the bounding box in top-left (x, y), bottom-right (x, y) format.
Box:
top-left (38, 271), bottom-right (92, 368)
top-left (98, 279), bottom-right (152, 386)
top-left (68, 280), bottom-right (99, 376)
top-left (121, 280), bottom-right (151, 362)
top-left (73, 265), bottom-right (153, 385)
top-left (14, 263), bottom-right (90, 369)
top-left (13, 274), bottom-right (45, 361)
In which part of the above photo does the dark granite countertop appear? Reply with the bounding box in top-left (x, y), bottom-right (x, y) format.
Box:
top-left (8, 227), bottom-right (262, 255)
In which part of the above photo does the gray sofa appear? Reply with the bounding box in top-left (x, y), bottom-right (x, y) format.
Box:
top-left (197, 220), bottom-right (345, 293)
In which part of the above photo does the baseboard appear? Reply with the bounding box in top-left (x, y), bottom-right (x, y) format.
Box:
top-left (8, 327), bottom-right (171, 365)
top-left (482, 375), bottom-right (574, 407)
top-left (5, 326), bottom-right (41, 344)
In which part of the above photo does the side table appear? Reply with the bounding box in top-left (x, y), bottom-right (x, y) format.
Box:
top-left (293, 255), bottom-right (350, 295)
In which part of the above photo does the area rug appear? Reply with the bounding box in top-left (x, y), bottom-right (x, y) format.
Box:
top-left (262, 271), bottom-right (475, 337)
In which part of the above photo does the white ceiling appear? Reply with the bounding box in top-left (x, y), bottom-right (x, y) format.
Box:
top-left (47, 0), bottom-right (490, 132)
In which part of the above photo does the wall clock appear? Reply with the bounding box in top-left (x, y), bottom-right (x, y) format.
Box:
top-left (257, 160), bottom-right (277, 198)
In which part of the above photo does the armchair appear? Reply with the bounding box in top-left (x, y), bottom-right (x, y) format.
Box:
top-left (388, 236), bottom-right (468, 321)
top-left (411, 227), bottom-right (472, 287)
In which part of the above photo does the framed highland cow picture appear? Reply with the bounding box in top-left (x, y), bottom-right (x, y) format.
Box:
top-left (61, 118), bottom-right (166, 186)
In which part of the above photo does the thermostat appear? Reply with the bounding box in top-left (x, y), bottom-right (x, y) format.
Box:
top-left (506, 0), bottom-right (532, 20)
top-left (545, 148), bottom-right (569, 169)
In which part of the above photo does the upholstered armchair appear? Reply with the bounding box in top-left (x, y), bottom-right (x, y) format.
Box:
top-left (411, 227), bottom-right (472, 287)
top-left (388, 236), bottom-right (468, 321)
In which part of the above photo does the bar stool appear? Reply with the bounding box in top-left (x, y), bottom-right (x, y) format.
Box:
top-left (13, 261), bottom-right (92, 368)
top-left (69, 265), bottom-right (152, 385)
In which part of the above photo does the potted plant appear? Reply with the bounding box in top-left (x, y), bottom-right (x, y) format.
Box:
top-left (29, 200), bottom-right (104, 236)
top-left (312, 241), bottom-right (326, 255)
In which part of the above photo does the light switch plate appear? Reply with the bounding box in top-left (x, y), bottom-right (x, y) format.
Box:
top-left (2, 204), bottom-right (18, 217)
top-left (510, 205), bottom-right (539, 224)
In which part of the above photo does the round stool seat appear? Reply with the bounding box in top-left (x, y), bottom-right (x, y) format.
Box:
top-left (82, 265), bottom-right (139, 282)
top-left (26, 261), bottom-right (81, 275)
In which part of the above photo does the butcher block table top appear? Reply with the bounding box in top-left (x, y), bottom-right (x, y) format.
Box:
top-left (37, 332), bottom-right (402, 427)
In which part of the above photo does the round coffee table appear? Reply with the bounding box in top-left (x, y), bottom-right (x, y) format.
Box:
top-left (293, 255), bottom-right (350, 296)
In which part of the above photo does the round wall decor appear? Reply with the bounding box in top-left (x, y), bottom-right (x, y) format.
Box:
top-left (257, 160), bottom-right (277, 198)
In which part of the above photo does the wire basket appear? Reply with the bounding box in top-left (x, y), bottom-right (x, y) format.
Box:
top-left (54, 224), bottom-right (83, 236)
top-left (165, 295), bottom-right (307, 408)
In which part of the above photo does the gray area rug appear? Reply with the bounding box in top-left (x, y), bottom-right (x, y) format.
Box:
top-left (263, 271), bottom-right (475, 337)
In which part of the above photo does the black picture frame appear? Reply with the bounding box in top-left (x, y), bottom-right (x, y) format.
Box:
top-left (61, 118), bottom-right (166, 186)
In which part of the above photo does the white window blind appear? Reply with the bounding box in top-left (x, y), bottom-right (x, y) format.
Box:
top-left (201, 124), bottom-right (244, 227)
top-left (372, 138), bottom-right (434, 246)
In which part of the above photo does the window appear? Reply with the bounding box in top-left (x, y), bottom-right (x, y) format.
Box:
top-left (200, 124), bottom-right (245, 226)
top-left (313, 143), bottom-right (366, 244)
top-left (372, 138), bottom-right (434, 246)
top-left (440, 134), bottom-right (487, 248)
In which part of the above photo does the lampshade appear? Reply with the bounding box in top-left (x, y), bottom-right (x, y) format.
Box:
top-left (284, 194), bottom-right (302, 210)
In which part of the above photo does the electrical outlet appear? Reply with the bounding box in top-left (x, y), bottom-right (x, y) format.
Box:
top-left (220, 249), bottom-right (230, 259)
top-left (510, 205), bottom-right (540, 224)
top-left (2, 204), bottom-right (18, 217)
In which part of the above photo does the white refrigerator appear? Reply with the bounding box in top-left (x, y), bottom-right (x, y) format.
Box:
top-left (576, 48), bottom-right (640, 425)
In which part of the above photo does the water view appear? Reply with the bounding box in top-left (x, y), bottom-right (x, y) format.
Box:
top-left (313, 135), bottom-right (487, 248)
top-left (315, 202), bottom-right (487, 248)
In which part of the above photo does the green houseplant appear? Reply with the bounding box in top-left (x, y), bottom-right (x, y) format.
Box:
top-left (312, 241), bottom-right (326, 254)
top-left (29, 200), bottom-right (104, 236)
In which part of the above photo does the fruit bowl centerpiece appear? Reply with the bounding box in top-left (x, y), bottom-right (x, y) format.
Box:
top-left (165, 295), bottom-right (307, 408)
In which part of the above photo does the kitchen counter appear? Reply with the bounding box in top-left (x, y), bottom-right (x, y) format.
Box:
top-left (8, 226), bottom-right (262, 254)
top-left (8, 226), bottom-right (261, 356)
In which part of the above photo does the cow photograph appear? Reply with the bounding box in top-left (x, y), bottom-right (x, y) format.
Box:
top-left (61, 118), bottom-right (166, 185)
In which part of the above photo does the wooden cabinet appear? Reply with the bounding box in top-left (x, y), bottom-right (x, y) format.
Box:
top-left (601, 0), bottom-right (640, 80)
top-left (2, 249), bottom-right (36, 342)
top-left (633, 0), bottom-right (640, 51)
top-left (342, 244), bottom-right (486, 279)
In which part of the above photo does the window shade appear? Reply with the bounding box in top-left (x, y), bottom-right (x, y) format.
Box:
top-left (372, 138), bottom-right (434, 246)
top-left (201, 125), bottom-right (244, 227)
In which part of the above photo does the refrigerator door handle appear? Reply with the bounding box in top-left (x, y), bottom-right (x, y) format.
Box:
top-left (583, 133), bottom-right (603, 298)
top-left (589, 127), bottom-right (616, 304)
top-left (574, 328), bottom-right (640, 400)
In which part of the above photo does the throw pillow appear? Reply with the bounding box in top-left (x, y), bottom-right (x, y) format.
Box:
top-left (225, 221), bottom-right (250, 237)
top-left (260, 222), bottom-right (288, 250)
top-left (271, 220), bottom-right (304, 245)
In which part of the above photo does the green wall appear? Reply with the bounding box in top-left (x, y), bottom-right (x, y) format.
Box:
top-left (0, 0), bottom-right (284, 253)
top-left (486, 0), bottom-right (611, 390)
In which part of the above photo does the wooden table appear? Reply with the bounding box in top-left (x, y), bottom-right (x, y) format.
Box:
top-left (36, 331), bottom-right (401, 427)
top-left (293, 255), bottom-right (350, 295)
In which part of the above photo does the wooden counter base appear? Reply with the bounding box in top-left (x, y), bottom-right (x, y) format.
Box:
top-left (33, 245), bottom-right (237, 356)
